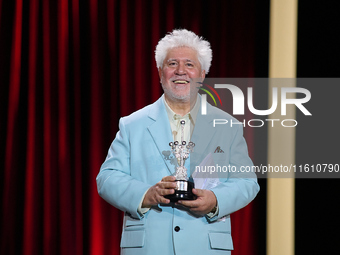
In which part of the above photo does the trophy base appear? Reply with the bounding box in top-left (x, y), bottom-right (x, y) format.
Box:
top-left (165, 180), bottom-right (196, 202)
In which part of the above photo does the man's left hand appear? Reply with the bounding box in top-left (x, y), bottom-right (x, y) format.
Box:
top-left (177, 189), bottom-right (217, 216)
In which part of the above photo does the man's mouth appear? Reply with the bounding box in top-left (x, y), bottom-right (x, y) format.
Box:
top-left (173, 80), bottom-right (189, 84)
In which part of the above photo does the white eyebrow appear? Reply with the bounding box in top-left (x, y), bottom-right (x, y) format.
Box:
top-left (167, 58), bottom-right (195, 63)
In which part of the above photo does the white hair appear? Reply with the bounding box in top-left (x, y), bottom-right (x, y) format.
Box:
top-left (155, 29), bottom-right (212, 74)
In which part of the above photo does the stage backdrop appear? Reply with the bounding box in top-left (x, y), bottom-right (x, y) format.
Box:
top-left (0, 1), bottom-right (261, 254)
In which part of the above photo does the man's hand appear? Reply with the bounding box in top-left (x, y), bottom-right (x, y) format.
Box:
top-left (178, 189), bottom-right (217, 216)
top-left (142, 176), bottom-right (176, 207)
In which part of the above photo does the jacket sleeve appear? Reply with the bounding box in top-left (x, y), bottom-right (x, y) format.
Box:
top-left (208, 125), bottom-right (260, 222)
top-left (96, 118), bottom-right (152, 219)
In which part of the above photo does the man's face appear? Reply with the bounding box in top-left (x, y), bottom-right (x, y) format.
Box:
top-left (159, 47), bottom-right (205, 103)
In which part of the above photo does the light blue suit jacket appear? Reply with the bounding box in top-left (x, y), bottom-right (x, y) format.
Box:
top-left (96, 96), bottom-right (259, 255)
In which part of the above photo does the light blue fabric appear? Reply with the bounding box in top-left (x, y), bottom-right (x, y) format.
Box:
top-left (96, 96), bottom-right (260, 255)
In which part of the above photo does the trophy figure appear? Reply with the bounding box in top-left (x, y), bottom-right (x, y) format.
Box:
top-left (165, 120), bottom-right (196, 202)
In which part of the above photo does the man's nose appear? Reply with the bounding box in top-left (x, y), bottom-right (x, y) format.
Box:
top-left (175, 63), bottom-right (186, 75)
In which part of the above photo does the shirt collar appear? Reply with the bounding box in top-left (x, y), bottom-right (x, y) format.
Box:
top-left (162, 94), bottom-right (200, 125)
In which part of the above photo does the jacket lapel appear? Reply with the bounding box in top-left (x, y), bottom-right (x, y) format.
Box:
top-left (190, 103), bottom-right (217, 169)
top-left (147, 96), bottom-right (218, 176)
top-left (147, 97), bottom-right (175, 175)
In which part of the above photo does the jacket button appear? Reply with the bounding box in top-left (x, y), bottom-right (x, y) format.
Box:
top-left (174, 226), bottom-right (180, 232)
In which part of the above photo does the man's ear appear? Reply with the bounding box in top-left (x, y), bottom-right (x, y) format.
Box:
top-left (201, 70), bottom-right (206, 79)
top-left (158, 67), bottom-right (163, 82)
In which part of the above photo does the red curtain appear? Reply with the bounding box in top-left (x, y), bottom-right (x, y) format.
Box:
top-left (0, 1), bottom-right (258, 254)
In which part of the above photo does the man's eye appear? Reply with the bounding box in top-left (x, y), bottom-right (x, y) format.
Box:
top-left (169, 62), bottom-right (177, 66)
top-left (186, 63), bottom-right (194, 67)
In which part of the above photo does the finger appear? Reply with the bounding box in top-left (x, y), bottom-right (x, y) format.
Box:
top-left (159, 188), bottom-right (175, 196)
top-left (161, 176), bottom-right (176, 182)
top-left (158, 181), bottom-right (177, 190)
top-left (192, 188), bottom-right (204, 196)
top-left (159, 196), bottom-right (171, 204)
top-left (178, 200), bottom-right (199, 208)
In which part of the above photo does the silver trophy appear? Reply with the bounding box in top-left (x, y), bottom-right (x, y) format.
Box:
top-left (165, 120), bottom-right (196, 202)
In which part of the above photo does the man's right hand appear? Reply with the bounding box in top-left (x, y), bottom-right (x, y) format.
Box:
top-left (142, 176), bottom-right (176, 207)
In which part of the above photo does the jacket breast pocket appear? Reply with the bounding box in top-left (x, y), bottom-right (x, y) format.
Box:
top-left (208, 232), bottom-right (234, 250)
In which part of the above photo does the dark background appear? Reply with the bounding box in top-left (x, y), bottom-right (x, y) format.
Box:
top-left (296, 1), bottom-right (340, 254)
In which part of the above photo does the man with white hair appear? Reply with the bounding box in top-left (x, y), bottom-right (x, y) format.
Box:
top-left (97, 29), bottom-right (259, 255)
